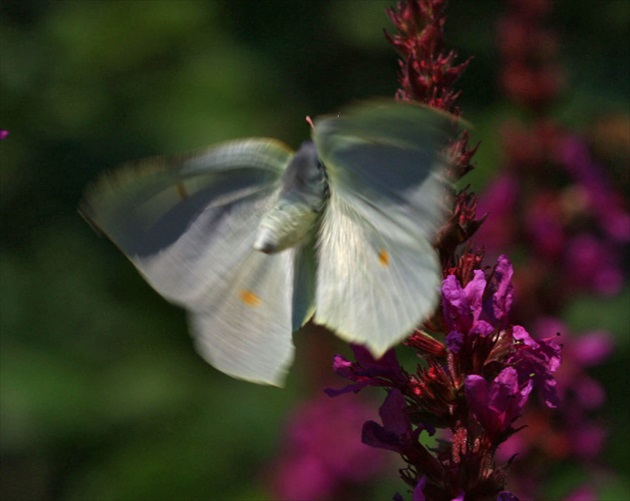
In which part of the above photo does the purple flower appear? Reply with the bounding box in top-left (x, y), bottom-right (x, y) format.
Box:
top-left (509, 325), bottom-right (561, 408)
top-left (442, 255), bottom-right (516, 341)
top-left (362, 388), bottom-right (418, 453)
top-left (326, 344), bottom-right (407, 396)
top-left (0, 130), bottom-right (8, 140)
top-left (333, 253), bottom-right (562, 497)
top-left (412, 477), bottom-right (429, 501)
top-left (563, 233), bottom-right (623, 295)
top-left (559, 134), bottom-right (630, 243)
top-left (322, 0), bottom-right (572, 497)
top-left (475, 174), bottom-right (520, 250)
top-left (268, 395), bottom-right (389, 500)
top-left (497, 492), bottom-right (520, 501)
top-left (489, 254), bottom-right (514, 327)
top-left (442, 269), bottom-right (486, 335)
top-left (465, 367), bottom-right (533, 439)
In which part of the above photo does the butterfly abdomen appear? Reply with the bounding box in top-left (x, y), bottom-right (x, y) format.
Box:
top-left (254, 141), bottom-right (328, 254)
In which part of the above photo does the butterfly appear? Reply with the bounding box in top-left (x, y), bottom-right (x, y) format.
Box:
top-left (80, 100), bottom-right (455, 386)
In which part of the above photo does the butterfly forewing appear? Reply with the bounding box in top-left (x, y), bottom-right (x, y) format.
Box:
top-left (81, 139), bottom-right (298, 384)
top-left (81, 139), bottom-right (292, 258)
top-left (312, 102), bottom-right (454, 355)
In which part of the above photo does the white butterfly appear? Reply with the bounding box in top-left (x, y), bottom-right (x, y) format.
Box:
top-left (80, 101), bottom-right (454, 386)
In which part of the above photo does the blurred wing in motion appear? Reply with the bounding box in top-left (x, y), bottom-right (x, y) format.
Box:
top-left (81, 139), bottom-right (298, 385)
top-left (313, 101), bottom-right (455, 355)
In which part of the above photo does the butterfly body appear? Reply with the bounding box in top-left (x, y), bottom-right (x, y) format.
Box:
top-left (81, 101), bottom-right (455, 385)
top-left (254, 141), bottom-right (327, 254)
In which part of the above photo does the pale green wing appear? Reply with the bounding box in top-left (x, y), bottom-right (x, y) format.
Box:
top-left (81, 139), bottom-right (299, 384)
top-left (312, 101), bottom-right (455, 356)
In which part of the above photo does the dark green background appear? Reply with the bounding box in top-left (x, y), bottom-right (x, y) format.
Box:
top-left (1, 1), bottom-right (628, 500)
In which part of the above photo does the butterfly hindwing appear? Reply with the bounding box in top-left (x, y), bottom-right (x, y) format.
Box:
top-left (189, 247), bottom-right (296, 386)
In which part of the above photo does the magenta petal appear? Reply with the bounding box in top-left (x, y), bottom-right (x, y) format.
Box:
top-left (362, 389), bottom-right (413, 453)
top-left (331, 354), bottom-right (354, 374)
top-left (442, 274), bottom-right (469, 331)
top-left (464, 375), bottom-right (491, 426)
top-left (496, 491), bottom-right (520, 501)
top-left (351, 344), bottom-right (405, 380)
top-left (491, 255), bottom-right (514, 324)
top-left (471, 320), bottom-right (494, 336)
top-left (412, 476), bottom-right (428, 501)
top-left (379, 388), bottom-right (410, 437)
top-left (446, 331), bottom-right (464, 352)
top-left (465, 269), bottom-right (487, 322)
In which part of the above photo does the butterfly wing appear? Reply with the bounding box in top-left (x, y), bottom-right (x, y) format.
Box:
top-left (189, 246), bottom-right (297, 385)
top-left (312, 101), bottom-right (455, 356)
top-left (290, 236), bottom-right (317, 331)
top-left (81, 139), bottom-right (299, 385)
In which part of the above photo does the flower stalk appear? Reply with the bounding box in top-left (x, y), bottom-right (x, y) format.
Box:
top-left (328, 1), bottom-right (563, 499)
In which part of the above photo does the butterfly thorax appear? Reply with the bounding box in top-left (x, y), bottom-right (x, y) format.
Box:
top-left (254, 141), bottom-right (328, 254)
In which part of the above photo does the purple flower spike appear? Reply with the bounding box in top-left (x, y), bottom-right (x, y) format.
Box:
top-left (321, 1), bottom-right (572, 498)
top-left (0, 130), bottom-right (8, 140)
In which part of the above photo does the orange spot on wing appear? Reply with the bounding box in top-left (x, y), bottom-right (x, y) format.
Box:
top-left (378, 249), bottom-right (389, 266)
top-left (240, 289), bottom-right (261, 306)
top-left (175, 182), bottom-right (189, 200)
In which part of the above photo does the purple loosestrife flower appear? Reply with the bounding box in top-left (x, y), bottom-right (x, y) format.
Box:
top-left (474, 0), bottom-right (627, 497)
top-left (478, 125), bottom-right (628, 303)
top-left (326, 1), bottom-right (563, 499)
top-left (464, 368), bottom-right (533, 442)
top-left (362, 388), bottom-right (424, 453)
top-left (497, 320), bottom-right (613, 466)
top-left (477, 1), bottom-right (629, 310)
top-left (558, 134), bottom-right (630, 244)
top-left (267, 394), bottom-right (390, 501)
top-left (326, 345), bottom-right (408, 397)
top-left (330, 255), bottom-right (560, 500)
top-left (323, 0), bottom-right (566, 498)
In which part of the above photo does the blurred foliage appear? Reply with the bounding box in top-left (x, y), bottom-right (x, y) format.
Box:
top-left (0, 1), bottom-right (628, 500)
